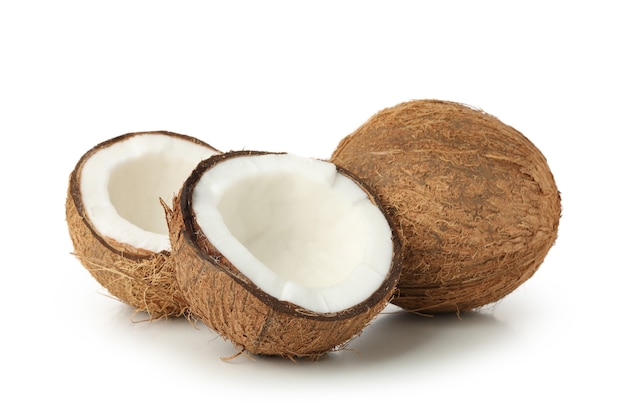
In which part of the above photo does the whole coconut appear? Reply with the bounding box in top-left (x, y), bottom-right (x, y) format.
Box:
top-left (331, 99), bottom-right (561, 314)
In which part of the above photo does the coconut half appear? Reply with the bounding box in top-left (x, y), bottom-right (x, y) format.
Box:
top-left (167, 151), bottom-right (401, 358)
top-left (66, 131), bottom-right (220, 318)
top-left (331, 100), bottom-right (561, 314)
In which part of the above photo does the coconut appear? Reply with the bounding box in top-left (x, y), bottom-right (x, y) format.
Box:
top-left (331, 99), bottom-right (561, 314)
top-left (66, 131), bottom-right (220, 318)
top-left (166, 151), bottom-right (401, 359)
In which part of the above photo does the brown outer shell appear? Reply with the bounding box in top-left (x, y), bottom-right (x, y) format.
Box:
top-left (66, 131), bottom-right (220, 318)
top-left (167, 150), bottom-right (402, 359)
top-left (331, 100), bottom-right (561, 314)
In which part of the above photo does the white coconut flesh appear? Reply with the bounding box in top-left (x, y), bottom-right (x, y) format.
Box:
top-left (192, 153), bottom-right (394, 314)
top-left (80, 133), bottom-right (218, 253)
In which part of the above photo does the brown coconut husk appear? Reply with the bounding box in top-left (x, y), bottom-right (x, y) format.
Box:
top-left (167, 151), bottom-right (402, 359)
top-left (331, 100), bottom-right (561, 314)
top-left (66, 131), bottom-right (220, 319)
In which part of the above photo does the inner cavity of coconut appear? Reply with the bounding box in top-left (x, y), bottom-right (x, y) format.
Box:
top-left (80, 133), bottom-right (217, 253)
top-left (192, 153), bottom-right (394, 313)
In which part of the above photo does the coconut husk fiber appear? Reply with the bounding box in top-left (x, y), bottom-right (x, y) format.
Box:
top-left (66, 193), bottom-right (183, 318)
top-left (331, 99), bottom-right (561, 314)
top-left (167, 151), bottom-right (402, 359)
top-left (66, 131), bottom-right (219, 319)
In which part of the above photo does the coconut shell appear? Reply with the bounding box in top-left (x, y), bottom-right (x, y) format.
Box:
top-left (66, 131), bottom-right (220, 319)
top-left (167, 151), bottom-right (402, 359)
top-left (331, 100), bottom-right (561, 314)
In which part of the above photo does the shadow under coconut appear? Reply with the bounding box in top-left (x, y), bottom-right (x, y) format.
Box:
top-left (318, 305), bottom-right (516, 368)
top-left (96, 294), bottom-right (514, 370)
top-left (99, 300), bottom-right (242, 369)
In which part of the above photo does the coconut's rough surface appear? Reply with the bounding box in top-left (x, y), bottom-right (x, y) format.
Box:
top-left (331, 100), bottom-right (561, 314)
top-left (167, 151), bottom-right (402, 359)
top-left (66, 131), bottom-right (219, 319)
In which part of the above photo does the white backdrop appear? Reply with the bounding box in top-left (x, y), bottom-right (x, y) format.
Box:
top-left (2, 1), bottom-right (623, 416)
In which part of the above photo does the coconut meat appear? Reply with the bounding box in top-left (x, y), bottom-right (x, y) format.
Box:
top-left (192, 153), bottom-right (394, 313)
top-left (80, 133), bottom-right (218, 253)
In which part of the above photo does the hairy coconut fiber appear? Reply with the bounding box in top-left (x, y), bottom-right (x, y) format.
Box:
top-left (331, 100), bottom-right (561, 314)
top-left (66, 131), bottom-right (220, 319)
top-left (167, 151), bottom-right (402, 359)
